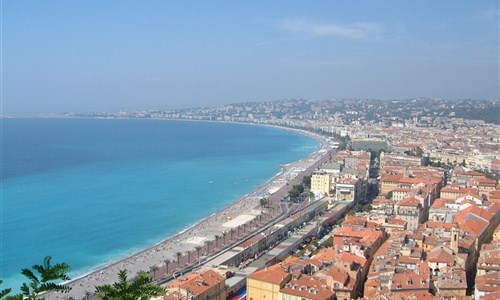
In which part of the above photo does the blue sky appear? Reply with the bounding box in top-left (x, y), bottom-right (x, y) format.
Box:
top-left (2, 0), bottom-right (499, 113)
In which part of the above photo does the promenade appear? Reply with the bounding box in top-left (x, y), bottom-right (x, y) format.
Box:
top-left (46, 129), bottom-right (332, 300)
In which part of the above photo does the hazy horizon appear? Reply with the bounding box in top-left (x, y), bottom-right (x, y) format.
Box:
top-left (2, 0), bottom-right (499, 114)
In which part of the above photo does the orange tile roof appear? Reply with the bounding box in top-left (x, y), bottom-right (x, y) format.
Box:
top-left (386, 291), bottom-right (434, 300)
top-left (342, 215), bottom-right (366, 227)
top-left (332, 226), bottom-right (383, 248)
top-left (454, 203), bottom-right (493, 236)
top-left (167, 269), bottom-right (224, 297)
top-left (476, 273), bottom-right (500, 293)
top-left (390, 270), bottom-right (430, 291)
top-left (489, 190), bottom-right (500, 200)
top-left (430, 198), bottom-right (449, 209)
top-left (381, 174), bottom-right (404, 182)
top-left (424, 221), bottom-right (453, 230)
top-left (399, 197), bottom-right (421, 207)
top-left (334, 251), bottom-right (367, 268)
top-left (313, 248), bottom-right (337, 263)
top-left (280, 275), bottom-right (334, 300)
top-left (248, 264), bottom-right (290, 285)
top-left (327, 267), bottom-right (349, 286)
top-left (427, 247), bottom-right (455, 264)
top-left (480, 291), bottom-right (500, 300)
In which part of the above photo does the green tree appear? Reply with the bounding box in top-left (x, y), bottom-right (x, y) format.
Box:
top-left (95, 269), bottom-right (165, 300)
top-left (195, 246), bottom-right (203, 259)
top-left (302, 175), bottom-right (312, 188)
top-left (0, 280), bottom-right (12, 300)
top-left (205, 240), bottom-right (211, 253)
top-left (149, 265), bottom-right (159, 280)
top-left (163, 259), bottom-right (171, 274)
top-left (175, 252), bottom-right (183, 268)
top-left (259, 198), bottom-right (269, 208)
top-left (385, 190), bottom-right (394, 199)
top-left (10, 256), bottom-right (71, 300)
top-left (363, 204), bottom-right (372, 212)
top-left (288, 184), bottom-right (304, 202)
top-left (214, 234), bottom-right (220, 248)
top-left (222, 231), bottom-right (227, 245)
top-left (230, 228), bottom-right (235, 241)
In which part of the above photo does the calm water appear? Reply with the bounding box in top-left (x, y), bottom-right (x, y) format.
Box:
top-left (0, 118), bottom-right (318, 290)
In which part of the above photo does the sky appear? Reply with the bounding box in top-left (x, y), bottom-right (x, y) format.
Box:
top-left (1, 0), bottom-right (499, 114)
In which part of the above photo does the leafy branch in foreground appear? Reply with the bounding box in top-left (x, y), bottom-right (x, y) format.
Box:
top-left (0, 280), bottom-right (12, 299)
top-left (95, 269), bottom-right (165, 300)
top-left (3, 256), bottom-right (71, 300)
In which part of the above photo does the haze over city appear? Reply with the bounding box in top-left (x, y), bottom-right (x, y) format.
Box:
top-left (3, 0), bottom-right (499, 114)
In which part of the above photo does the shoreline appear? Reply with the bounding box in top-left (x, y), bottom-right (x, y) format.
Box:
top-left (22, 118), bottom-right (332, 299)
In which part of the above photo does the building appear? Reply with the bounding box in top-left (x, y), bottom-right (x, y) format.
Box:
top-left (350, 138), bottom-right (389, 152)
top-left (280, 275), bottom-right (335, 300)
top-left (247, 265), bottom-right (291, 300)
top-left (311, 171), bottom-right (332, 197)
top-left (395, 197), bottom-right (424, 230)
top-left (435, 268), bottom-right (467, 297)
top-left (165, 269), bottom-right (226, 300)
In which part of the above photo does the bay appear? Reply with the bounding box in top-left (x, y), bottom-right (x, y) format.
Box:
top-left (0, 118), bottom-right (318, 290)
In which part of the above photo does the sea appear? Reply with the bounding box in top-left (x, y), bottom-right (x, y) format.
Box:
top-left (0, 118), bottom-right (318, 291)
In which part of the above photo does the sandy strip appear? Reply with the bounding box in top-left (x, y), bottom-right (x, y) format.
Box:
top-left (46, 128), bottom-right (332, 300)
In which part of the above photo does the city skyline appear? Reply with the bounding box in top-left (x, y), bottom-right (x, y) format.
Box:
top-left (2, 0), bottom-right (499, 114)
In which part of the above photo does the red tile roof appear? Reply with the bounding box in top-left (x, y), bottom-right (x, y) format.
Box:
top-left (280, 275), bottom-right (334, 300)
top-left (167, 269), bottom-right (224, 297)
top-left (248, 264), bottom-right (290, 285)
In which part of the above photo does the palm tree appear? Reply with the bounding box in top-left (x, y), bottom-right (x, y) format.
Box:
top-left (175, 252), bottom-right (183, 268)
top-left (205, 240), bottom-right (211, 253)
top-left (0, 280), bottom-right (12, 299)
top-left (214, 235), bottom-right (220, 248)
top-left (222, 231), bottom-right (227, 245)
top-left (230, 228), bottom-right (235, 241)
top-left (83, 290), bottom-right (92, 300)
top-left (95, 269), bottom-right (165, 300)
top-left (14, 256), bottom-right (71, 300)
top-left (186, 251), bottom-right (191, 264)
top-left (149, 265), bottom-right (159, 280)
top-left (163, 259), bottom-right (171, 274)
top-left (195, 246), bottom-right (202, 259)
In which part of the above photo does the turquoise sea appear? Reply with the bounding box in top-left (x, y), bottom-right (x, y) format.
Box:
top-left (0, 118), bottom-right (318, 291)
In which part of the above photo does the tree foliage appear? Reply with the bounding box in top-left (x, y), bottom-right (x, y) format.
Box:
top-left (95, 269), bottom-right (165, 300)
top-left (259, 198), bottom-right (269, 208)
top-left (0, 280), bottom-right (12, 300)
top-left (4, 256), bottom-right (71, 300)
top-left (302, 175), bottom-right (312, 189)
top-left (288, 184), bottom-right (305, 202)
top-left (175, 252), bottom-right (183, 267)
